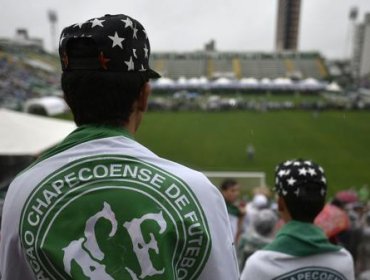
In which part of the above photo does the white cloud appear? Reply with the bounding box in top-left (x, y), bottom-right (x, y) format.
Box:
top-left (0, 0), bottom-right (369, 58)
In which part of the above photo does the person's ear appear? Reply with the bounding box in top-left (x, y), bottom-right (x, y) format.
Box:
top-left (137, 82), bottom-right (151, 112)
top-left (277, 196), bottom-right (285, 212)
top-left (278, 196), bottom-right (292, 222)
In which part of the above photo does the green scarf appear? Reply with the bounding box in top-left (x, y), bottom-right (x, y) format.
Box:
top-left (36, 125), bottom-right (133, 163)
top-left (226, 201), bottom-right (242, 217)
top-left (264, 220), bottom-right (341, 257)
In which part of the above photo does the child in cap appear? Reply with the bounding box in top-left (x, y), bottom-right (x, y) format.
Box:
top-left (241, 159), bottom-right (355, 280)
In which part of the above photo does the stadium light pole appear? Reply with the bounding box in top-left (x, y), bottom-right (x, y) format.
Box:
top-left (48, 10), bottom-right (58, 53)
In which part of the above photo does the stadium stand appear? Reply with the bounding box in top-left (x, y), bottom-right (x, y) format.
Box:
top-left (150, 51), bottom-right (329, 80)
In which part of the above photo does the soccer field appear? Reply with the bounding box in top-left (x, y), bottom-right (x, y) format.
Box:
top-left (135, 111), bottom-right (370, 195)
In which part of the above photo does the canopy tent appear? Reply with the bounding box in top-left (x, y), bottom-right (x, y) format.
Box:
top-left (213, 77), bottom-right (232, 85)
top-left (273, 77), bottom-right (293, 85)
top-left (326, 82), bottom-right (342, 92)
top-left (155, 77), bottom-right (175, 86)
top-left (0, 109), bottom-right (75, 156)
top-left (240, 77), bottom-right (259, 85)
top-left (302, 78), bottom-right (320, 85)
top-left (24, 96), bottom-right (69, 116)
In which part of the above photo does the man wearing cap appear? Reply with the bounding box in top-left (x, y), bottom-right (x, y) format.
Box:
top-left (0, 14), bottom-right (239, 280)
top-left (241, 159), bottom-right (355, 280)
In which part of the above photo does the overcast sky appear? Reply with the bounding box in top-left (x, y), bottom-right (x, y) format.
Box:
top-left (1, 0), bottom-right (370, 59)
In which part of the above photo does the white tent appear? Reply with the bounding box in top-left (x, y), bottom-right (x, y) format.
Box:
top-left (214, 77), bottom-right (232, 85)
top-left (24, 96), bottom-right (69, 116)
top-left (240, 77), bottom-right (259, 85)
top-left (0, 109), bottom-right (75, 155)
top-left (260, 78), bottom-right (272, 88)
top-left (326, 82), bottom-right (342, 92)
top-left (187, 77), bottom-right (201, 85)
top-left (155, 77), bottom-right (175, 86)
top-left (177, 76), bottom-right (188, 85)
top-left (302, 78), bottom-right (320, 85)
top-left (273, 77), bottom-right (293, 85)
top-left (198, 76), bottom-right (209, 85)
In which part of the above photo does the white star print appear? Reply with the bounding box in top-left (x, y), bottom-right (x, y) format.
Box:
top-left (321, 176), bottom-right (327, 184)
top-left (319, 166), bottom-right (324, 173)
top-left (308, 168), bottom-right (317, 176)
top-left (275, 177), bottom-right (279, 185)
top-left (282, 189), bottom-right (288, 196)
top-left (73, 22), bottom-right (84, 29)
top-left (143, 44), bottom-right (149, 58)
top-left (91, 18), bottom-right (105, 28)
top-left (133, 49), bottom-right (137, 58)
top-left (304, 161), bottom-right (312, 166)
top-left (133, 25), bottom-right (138, 39)
top-left (108, 32), bottom-right (125, 49)
top-left (287, 177), bottom-right (296, 186)
top-left (278, 169), bottom-right (290, 177)
top-left (284, 160), bottom-right (293, 166)
top-left (122, 17), bottom-right (133, 29)
top-left (59, 34), bottom-right (66, 46)
top-left (125, 56), bottom-right (135, 71)
top-left (294, 189), bottom-right (300, 196)
top-left (321, 188), bottom-right (326, 196)
top-left (139, 64), bottom-right (146, 71)
top-left (298, 168), bottom-right (307, 176)
top-left (293, 161), bottom-right (301, 166)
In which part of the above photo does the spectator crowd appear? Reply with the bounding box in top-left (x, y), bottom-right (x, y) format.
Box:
top-left (220, 176), bottom-right (370, 279)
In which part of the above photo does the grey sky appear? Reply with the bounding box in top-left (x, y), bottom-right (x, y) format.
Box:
top-left (0, 0), bottom-right (370, 59)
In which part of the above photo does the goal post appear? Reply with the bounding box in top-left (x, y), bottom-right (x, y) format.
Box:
top-left (202, 171), bottom-right (266, 193)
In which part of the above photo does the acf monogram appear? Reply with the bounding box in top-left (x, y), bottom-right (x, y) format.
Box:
top-left (20, 156), bottom-right (211, 280)
top-left (63, 202), bottom-right (167, 279)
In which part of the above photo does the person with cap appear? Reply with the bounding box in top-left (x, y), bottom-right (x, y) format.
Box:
top-left (240, 159), bottom-right (355, 280)
top-left (0, 14), bottom-right (239, 280)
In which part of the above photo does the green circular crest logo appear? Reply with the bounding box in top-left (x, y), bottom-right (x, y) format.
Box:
top-left (273, 267), bottom-right (346, 280)
top-left (20, 156), bottom-right (211, 280)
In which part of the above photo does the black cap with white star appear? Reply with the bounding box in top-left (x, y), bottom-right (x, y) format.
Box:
top-left (274, 159), bottom-right (327, 198)
top-left (59, 14), bottom-right (160, 78)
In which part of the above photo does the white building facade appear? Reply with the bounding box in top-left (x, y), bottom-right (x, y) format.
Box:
top-left (353, 13), bottom-right (370, 78)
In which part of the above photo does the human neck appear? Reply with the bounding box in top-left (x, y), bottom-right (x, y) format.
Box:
top-left (124, 121), bottom-right (137, 135)
top-left (124, 109), bottom-right (143, 135)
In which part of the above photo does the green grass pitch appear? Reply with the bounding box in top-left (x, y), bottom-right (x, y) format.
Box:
top-left (136, 111), bottom-right (370, 195)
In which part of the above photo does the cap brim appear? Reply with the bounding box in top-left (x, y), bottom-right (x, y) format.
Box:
top-left (148, 68), bottom-right (161, 79)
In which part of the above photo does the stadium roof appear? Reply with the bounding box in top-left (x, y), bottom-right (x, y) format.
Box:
top-left (0, 109), bottom-right (75, 156)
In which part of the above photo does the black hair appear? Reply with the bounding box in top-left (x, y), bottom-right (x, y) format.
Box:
top-left (220, 178), bottom-right (238, 191)
top-left (282, 182), bottom-right (325, 223)
top-left (61, 38), bottom-right (149, 126)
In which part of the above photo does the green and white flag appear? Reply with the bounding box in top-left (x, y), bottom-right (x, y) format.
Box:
top-left (0, 125), bottom-right (239, 280)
